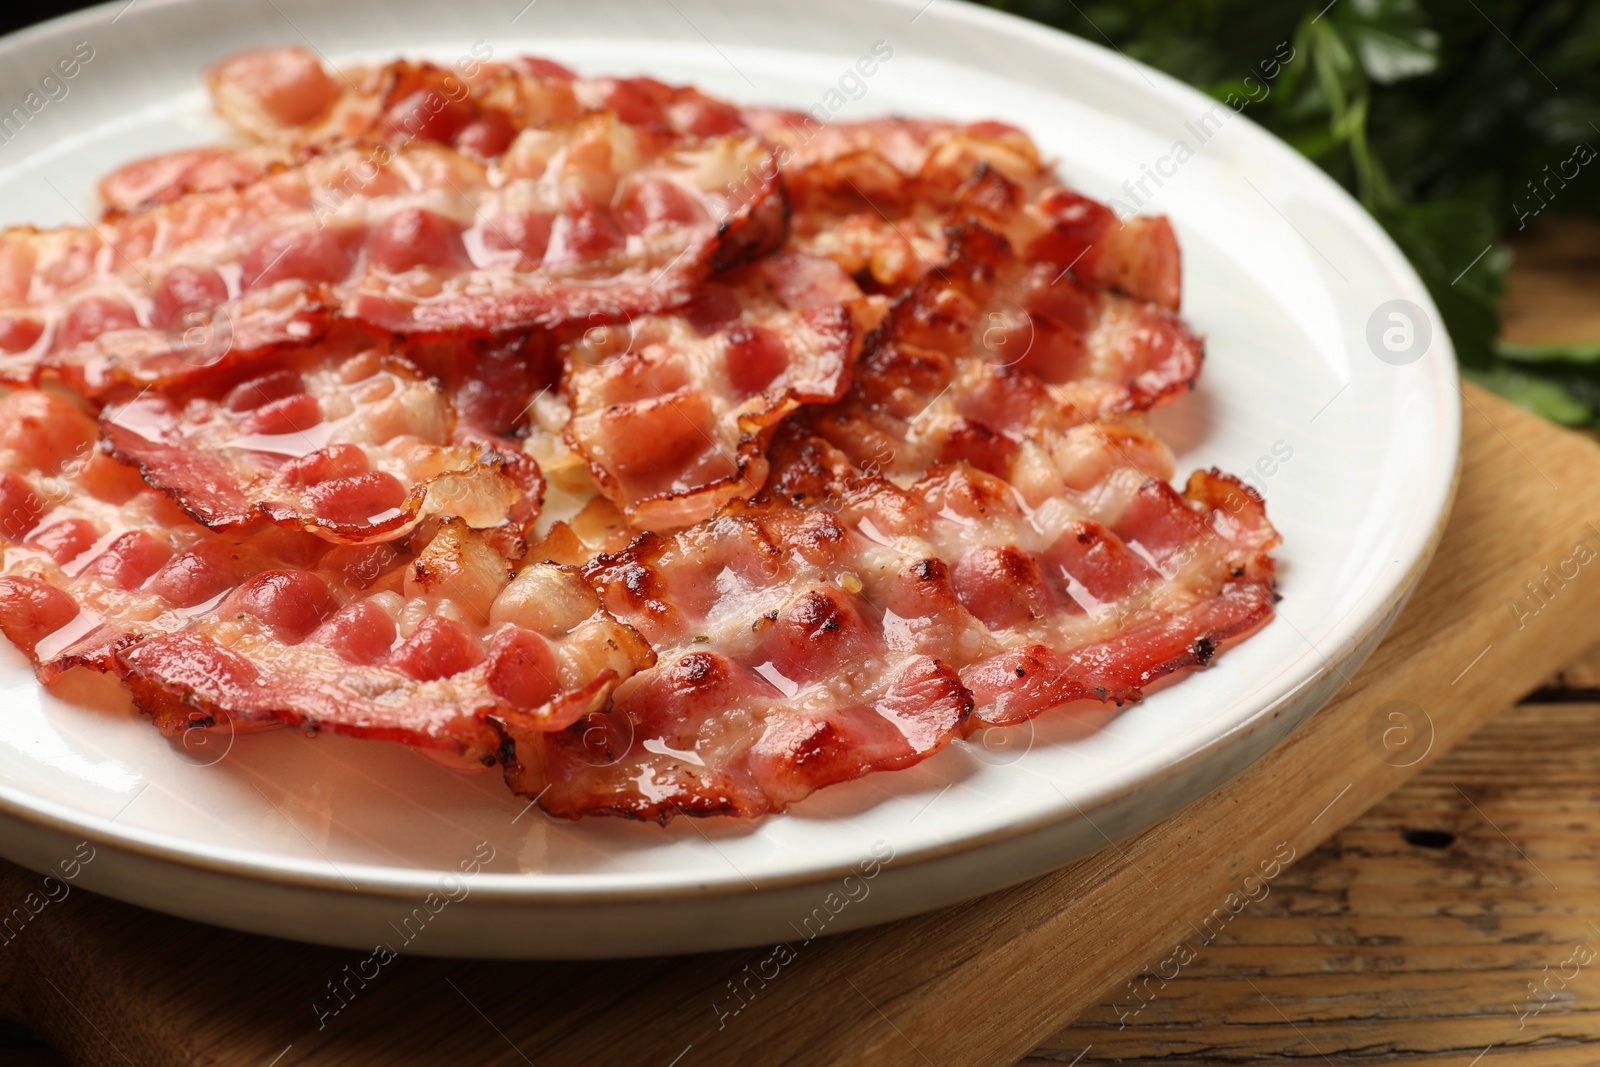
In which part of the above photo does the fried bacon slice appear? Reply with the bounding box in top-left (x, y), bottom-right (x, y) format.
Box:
top-left (0, 387), bottom-right (650, 761)
top-left (561, 252), bottom-right (872, 529)
top-left (501, 504), bottom-right (975, 819)
top-left (741, 111), bottom-right (1041, 290)
top-left (99, 328), bottom-right (534, 545)
top-left (802, 221), bottom-right (1201, 485)
top-left (207, 48), bottom-right (747, 158)
top-left (481, 216), bottom-right (1246, 821)
top-left (761, 433), bottom-right (1278, 726)
top-left (2, 117), bottom-right (782, 395)
top-left (98, 143), bottom-right (308, 216)
top-left (103, 49), bottom-right (753, 214)
top-left (498, 411), bottom-right (1275, 820)
top-left (204, 45), bottom-right (359, 146)
top-left (744, 109), bottom-right (1181, 308)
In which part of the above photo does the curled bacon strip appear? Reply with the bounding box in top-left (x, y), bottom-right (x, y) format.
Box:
top-left (101, 49), bottom-right (748, 214)
top-left (707, 191), bottom-right (1270, 746)
top-left (98, 143), bottom-right (307, 217)
top-left (742, 111), bottom-right (1041, 292)
top-left (2, 119), bottom-right (783, 397)
top-left (803, 221), bottom-right (1201, 485)
top-left (111, 541), bottom-right (653, 762)
top-left (562, 253), bottom-right (869, 529)
top-left (99, 330), bottom-right (533, 545)
top-left (0, 386), bottom-right (650, 761)
top-left (760, 434), bottom-right (1278, 727)
top-left (498, 416), bottom-right (1274, 819)
top-left (746, 110), bottom-right (1182, 308)
top-left (502, 504), bottom-right (974, 819)
top-left (207, 48), bottom-right (747, 158)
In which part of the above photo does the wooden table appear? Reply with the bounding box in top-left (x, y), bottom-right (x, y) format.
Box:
top-left (1034, 671), bottom-right (1600, 1066)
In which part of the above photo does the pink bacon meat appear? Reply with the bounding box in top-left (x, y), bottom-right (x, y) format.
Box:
top-left (761, 432), bottom-right (1278, 726)
top-left (1, 117), bottom-right (783, 396)
top-left (99, 327), bottom-right (534, 545)
top-left (500, 414), bottom-right (1274, 820)
top-left (207, 48), bottom-right (747, 160)
top-left (504, 504), bottom-right (975, 819)
top-left (745, 109), bottom-right (1181, 309)
top-left (485, 220), bottom-right (1263, 820)
top-left (100, 48), bottom-right (749, 214)
top-left (98, 143), bottom-right (307, 217)
top-left (802, 220), bottom-right (1201, 486)
top-left (0, 387), bottom-right (650, 762)
top-left (562, 252), bottom-right (871, 529)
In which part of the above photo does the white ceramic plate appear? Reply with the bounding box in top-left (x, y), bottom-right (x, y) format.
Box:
top-left (0, 0), bottom-right (1458, 958)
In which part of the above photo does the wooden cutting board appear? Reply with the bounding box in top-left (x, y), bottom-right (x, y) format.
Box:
top-left (1042, 692), bottom-right (1600, 1064)
top-left (0, 382), bottom-right (1596, 1067)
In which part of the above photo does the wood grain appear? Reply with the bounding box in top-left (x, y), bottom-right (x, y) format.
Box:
top-left (1546, 642), bottom-right (1600, 691)
top-left (0, 382), bottom-right (1595, 1067)
top-left (1036, 699), bottom-right (1600, 1065)
top-left (1501, 218), bottom-right (1600, 345)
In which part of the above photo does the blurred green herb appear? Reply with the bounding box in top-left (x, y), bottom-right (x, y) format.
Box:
top-left (978, 0), bottom-right (1600, 426)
